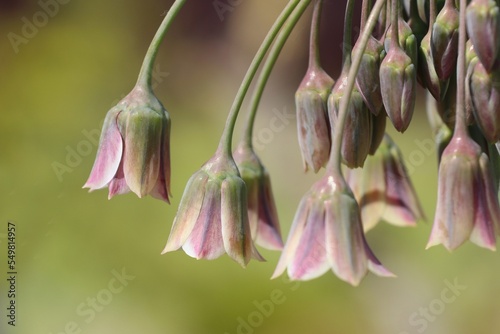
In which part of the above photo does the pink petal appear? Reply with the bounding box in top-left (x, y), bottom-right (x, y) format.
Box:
top-left (182, 179), bottom-right (225, 260)
top-left (83, 109), bottom-right (123, 190)
top-left (325, 196), bottom-right (367, 286)
top-left (288, 200), bottom-right (329, 281)
top-left (162, 172), bottom-right (208, 254)
top-left (254, 174), bottom-right (283, 250)
top-left (272, 197), bottom-right (311, 279)
top-left (108, 160), bottom-right (130, 199)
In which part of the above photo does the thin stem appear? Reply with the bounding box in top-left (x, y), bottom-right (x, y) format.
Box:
top-left (360, 0), bottom-right (372, 31)
top-left (342, 0), bottom-right (356, 66)
top-left (243, 1), bottom-right (312, 147)
top-left (326, 0), bottom-right (386, 173)
top-left (136, 0), bottom-right (187, 88)
top-left (384, 0), bottom-right (391, 34)
top-left (454, 0), bottom-right (467, 136)
top-left (428, 0), bottom-right (436, 29)
top-left (217, 0), bottom-right (306, 156)
top-left (308, 0), bottom-right (323, 68)
top-left (390, 0), bottom-right (399, 49)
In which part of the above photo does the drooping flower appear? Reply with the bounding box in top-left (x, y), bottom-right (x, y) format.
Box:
top-left (162, 152), bottom-right (264, 267)
top-left (272, 172), bottom-right (394, 286)
top-left (233, 142), bottom-right (283, 250)
top-left (84, 85), bottom-right (171, 202)
top-left (466, 0), bottom-right (500, 72)
top-left (427, 131), bottom-right (500, 251)
top-left (431, 0), bottom-right (459, 80)
top-left (346, 134), bottom-right (425, 231)
top-left (295, 65), bottom-right (334, 173)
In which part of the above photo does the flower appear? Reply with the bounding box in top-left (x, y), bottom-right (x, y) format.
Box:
top-left (346, 134), bottom-right (425, 231)
top-left (272, 172), bottom-right (394, 286)
top-left (427, 131), bottom-right (500, 251)
top-left (162, 153), bottom-right (264, 267)
top-left (295, 64), bottom-right (334, 173)
top-left (466, 0), bottom-right (500, 72)
top-left (379, 40), bottom-right (417, 133)
top-left (431, 0), bottom-right (459, 80)
top-left (233, 143), bottom-right (283, 250)
top-left (83, 85), bottom-right (171, 202)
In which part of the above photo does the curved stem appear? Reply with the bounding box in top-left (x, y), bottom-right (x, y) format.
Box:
top-left (308, 0), bottom-right (323, 68)
top-left (326, 0), bottom-right (387, 173)
top-left (217, 0), bottom-right (306, 156)
top-left (342, 0), bottom-right (356, 67)
top-left (136, 0), bottom-right (187, 88)
top-left (454, 0), bottom-right (467, 136)
top-left (243, 0), bottom-right (312, 147)
top-left (360, 0), bottom-right (372, 31)
top-left (428, 0), bottom-right (436, 29)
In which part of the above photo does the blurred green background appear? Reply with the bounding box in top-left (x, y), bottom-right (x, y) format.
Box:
top-left (1, 1), bottom-right (499, 334)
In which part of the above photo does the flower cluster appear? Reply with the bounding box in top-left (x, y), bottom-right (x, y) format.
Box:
top-left (84, 0), bottom-right (500, 286)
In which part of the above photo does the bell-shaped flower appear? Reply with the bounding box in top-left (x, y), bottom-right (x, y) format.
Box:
top-left (466, 0), bottom-right (500, 72)
top-left (295, 64), bottom-right (334, 173)
top-left (431, 0), bottom-right (459, 80)
top-left (469, 61), bottom-right (500, 142)
top-left (272, 172), bottom-right (394, 286)
top-left (384, 17), bottom-right (418, 69)
top-left (233, 143), bottom-right (283, 250)
top-left (354, 35), bottom-right (384, 115)
top-left (418, 27), bottom-right (450, 101)
top-left (427, 131), bottom-right (500, 251)
top-left (328, 68), bottom-right (373, 168)
top-left (84, 85), bottom-right (171, 202)
top-left (346, 134), bottom-right (425, 231)
top-left (162, 153), bottom-right (264, 267)
top-left (380, 43), bottom-right (417, 132)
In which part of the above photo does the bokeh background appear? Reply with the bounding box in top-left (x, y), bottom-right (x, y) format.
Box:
top-left (1, 1), bottom-right (499, 334)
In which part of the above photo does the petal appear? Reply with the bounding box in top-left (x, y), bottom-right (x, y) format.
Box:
top-left (272, 196), bottom-right (311, 279)
top-left (162, 171), bottom-right (208, 254)
top-left (255, 173), bottom-right (283, 250)
top-left (221, 176), bottom-right (264, 267)
top-left (151, 114), bottom-right (171, 203)
top-left (427, 156), bottom-right (475, 250)
top-left (108, 159), bottom-right (130, 199)
top-left (83, 109), bottom-right (123, 190)
top-left (182, 178), bottom-right (225, 260)
top-left (325, 194), bottom-right (367, 286)
top-left (470, 154), bottom-right (499, 250)
top-left (123, 108), bottom-right (163, 198)
top-left (288, 200), bottom-right (329, 281)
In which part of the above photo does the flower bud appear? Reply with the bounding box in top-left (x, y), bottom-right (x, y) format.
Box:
top-left (354, 35), bottom-right (384, 115)
top-left (418, 30), bottom-right (449, 101)
top-left (328, 71), bottom-right (372, 168)
top-left (84, 85), bottom-right (171, 202)
top-left (380, 45), bottom-right (417, 132)
top-left (466, 0), bottom-right (500, 72)
top-left (295, 65), bottom-right (334, 172)
top-left (431, 0), bottom-right (459, 80)
top-left (369, 111), bottom-right (387, 155)
top-left (384, 18), bottom-right (419, 69)
top-left (469, 61), bottom-right (500, 142)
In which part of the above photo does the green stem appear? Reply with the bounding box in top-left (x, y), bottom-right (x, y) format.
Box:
top-left (360, 0), bottom-right (371, 31)
top-left (218, 0), bottom-right (306, 156)
top-left (242, 0), bottom-right (313, 147)
top-left (342, 0), bottom-right (356, 67)
top-left (136, 0), bottom-right (187, 88)
top-left (326, 0), bottom-right (387, 173)
top-left (454, 0), bottom-right (467, 136)
top-left (390, 0), bottom-right (399, 49)
top-left (309, 0), bottom-right (323, 69)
